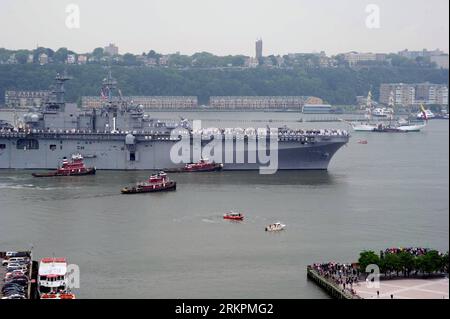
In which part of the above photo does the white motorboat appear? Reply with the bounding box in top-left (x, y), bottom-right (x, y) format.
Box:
top-left (265, 222), bottom-right (286, 232)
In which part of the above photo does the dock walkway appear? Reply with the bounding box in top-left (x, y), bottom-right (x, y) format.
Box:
top-left (307, 266), bottom-right (360, 299)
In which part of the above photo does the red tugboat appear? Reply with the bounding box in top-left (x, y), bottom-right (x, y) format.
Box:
top-left (165, 158), bottom-right (223, 172)
top-left (185, 158), bottom-right (223, 172)
top-left (32, 154), bottom-right (96, 177)
top-left (121, 171), bottom-right (176, 194)
top-left (223, 211), bottom-right (244, 221)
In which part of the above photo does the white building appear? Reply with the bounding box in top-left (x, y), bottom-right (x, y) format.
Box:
top-left (38, 53), bottom-right (49, 65)
top-left (66, 54), bottom-right (76, 64)
top-left (77, 55), bottom-right (87, 64)
top-left (159, 55), bottom-right (169, 66)
top-left (104, 43), bottom-right (119, 56)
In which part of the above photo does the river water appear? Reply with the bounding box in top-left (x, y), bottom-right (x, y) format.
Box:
top-left (0, 111), bottom-right (448, 298)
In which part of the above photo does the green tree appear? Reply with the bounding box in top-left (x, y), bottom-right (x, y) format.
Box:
top-left (121, 53), bottom-right (138, 66)
top-left (168, 53), bottom-right (192, 68)
top-left (358, 251), bottom-right (380, 272)
top-left (92, 47), bottom-right (104, 59)
top-left (53, 47), bottom-right (69, 63)
top-left (398, 251), bottom-right (415, 276)
top-left (424, 250), bottom-right (443, 274)
top-left (15, 50), bottom-right (29, 64)
top-left (381, 253), bottom-right (402, 276)
top-left (441, 252), bottom-right (449, 273)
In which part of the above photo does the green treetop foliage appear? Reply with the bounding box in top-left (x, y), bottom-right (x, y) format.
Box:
top-left (380, 253), bottom-right (402, 275)
top-left (0, 64), bottom-right (447, 105)
top-left (358, 251), bottom-right (380, 272)
top-left (357, 249), bottom-right (448, 277)
top-left (92, 47), bottom-right (104, 58)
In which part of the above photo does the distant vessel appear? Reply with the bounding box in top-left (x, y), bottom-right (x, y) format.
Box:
top-left (223, 212), bottom-right (244, 221)
top-left (32, 154), bottom-right (96, 177)
top-left (265, 222), bottom-right (286, 232)
top-left (349, 91), bottom-right (378, 131)
top-left (121, 171), bottom-right (176, 194)
top-left (348, 92), bottom-right (426, 133)
top-left (372, 107), bottom-right (394, 118)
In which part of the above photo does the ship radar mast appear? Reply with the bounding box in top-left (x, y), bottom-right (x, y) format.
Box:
top-left (101, 69), bottom-right (128, 112)
top-left (46, 71), bottom-right (72, 111)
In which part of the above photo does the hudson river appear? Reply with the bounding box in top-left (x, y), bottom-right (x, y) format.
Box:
top-left (0, 111), bottom-right (448, 298)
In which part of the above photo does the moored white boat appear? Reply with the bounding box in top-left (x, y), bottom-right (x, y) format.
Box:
top-left (372, 107), bottom-right (394, 118)
top-left (350, 123), bottom-right (377, 131)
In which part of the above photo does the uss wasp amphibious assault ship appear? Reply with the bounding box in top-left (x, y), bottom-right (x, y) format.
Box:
top-left (0, 73), bottom-right (349, 171)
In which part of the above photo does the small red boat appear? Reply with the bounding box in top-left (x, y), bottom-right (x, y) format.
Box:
top-left (223, 212), bottom-right (244, 221)
top-left (121, 171), bottom-right (176, 194)
top-left (357, 140), bottom-right (368, 144)
top-left (32, 154), bottom-right (96, 177)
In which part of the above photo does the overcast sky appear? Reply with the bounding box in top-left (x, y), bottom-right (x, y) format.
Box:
top-left (0, 0), bottom-right (448, 56)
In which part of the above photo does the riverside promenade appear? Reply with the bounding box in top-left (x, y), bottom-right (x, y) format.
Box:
top-left (353, 277), bottom-right (449, 299)
top-left (307, 266), bottom-right (449, 299)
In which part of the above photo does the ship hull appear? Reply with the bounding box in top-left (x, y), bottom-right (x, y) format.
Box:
top-left (0, 133), bottom-right (348, 171)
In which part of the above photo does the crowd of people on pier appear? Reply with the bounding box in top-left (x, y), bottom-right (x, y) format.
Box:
top-left (310, 247), bottom-right (448, 298)
top-left (383, 247), bottom-right (430, 257)
top-left (310, 262), bottom-right (361, 296)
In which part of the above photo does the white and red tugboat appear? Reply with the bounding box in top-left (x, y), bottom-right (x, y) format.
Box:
top-left (32, 154), bottom-right (96, 177)
top-left (165, 158), bottom-right (223, 173)
top-left (121, 171), bottom-right (176, 194)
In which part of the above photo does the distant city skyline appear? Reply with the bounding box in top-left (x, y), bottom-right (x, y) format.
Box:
top-left (0, 0), bottom-right (448, 56)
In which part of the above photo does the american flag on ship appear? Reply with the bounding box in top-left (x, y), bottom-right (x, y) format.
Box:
top-left (420, 104), bottom-right (428, 121)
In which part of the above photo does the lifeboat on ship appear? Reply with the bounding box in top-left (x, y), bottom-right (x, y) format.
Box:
top-left (32, 154), bottom-right (96, 177)
top-left (121, 171), bottom-right (176, 194)
top-left (223, 212), bottom-right (244, 221)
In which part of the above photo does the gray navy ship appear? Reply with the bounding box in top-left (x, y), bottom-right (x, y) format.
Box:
top-left (0, 73), bottom-right (349, 171)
